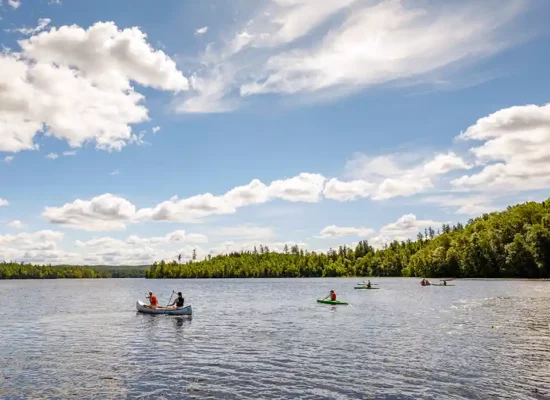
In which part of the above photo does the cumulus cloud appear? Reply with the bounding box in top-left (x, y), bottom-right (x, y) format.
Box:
top-left (0, 21), bottom-right (187, 153)
top-left (452, 103), bottom-right (550, 192)
top-left (152, 126), bottom-right (161, 134)
top-left (4, 156), bottom-right (14, 163)
top-left (422, 195), bottom-right (497, 216)
top-left (0, 230), bottom-right (64, 251)
top-left (76, 230), bottom-right (208, 248)
top-left (379, 214), bottom-right (442, 237)
top-left (42, 193), bottom-right (136, 231)
top-left (8, 0), bottom-right (20, 9)
top-left (178, 0), bottom-right (528, 113)
top-left (0, 198), bottom-right (9, 206)
top-left (62, 151), bottom-right (76, 156)
top-left (343, 151), bottom-right (471, 200)
top-left (215, 225), bottom-right (275, 240)
top-left (7, 220), bottom-right (24, 229)
top-left (323, 178), bottom-right (374, 201)
top-left (45, 153), bottom-right (59, 160)
top-left (317, 225), bottom-right (374, 239)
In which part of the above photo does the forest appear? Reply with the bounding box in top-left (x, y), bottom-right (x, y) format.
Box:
top-left (147, 197), bottom-right (550, 279)
top-left (0, 263), bottom-right (147, 279)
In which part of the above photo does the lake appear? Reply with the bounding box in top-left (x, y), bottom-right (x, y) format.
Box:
top-left (0, 278), bottom-right (549, 399)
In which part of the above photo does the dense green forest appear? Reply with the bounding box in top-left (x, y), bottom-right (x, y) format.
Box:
top-left (0, 263), bottom-right (147, 279)
top-left (147, 198), bottom-right (550, 279)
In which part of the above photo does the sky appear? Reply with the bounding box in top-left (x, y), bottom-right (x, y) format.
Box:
top-left (1, 0), bottom-right (550, 266)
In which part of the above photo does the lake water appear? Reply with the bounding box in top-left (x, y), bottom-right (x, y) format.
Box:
top-left (0, 278), bottom-right (549, 400)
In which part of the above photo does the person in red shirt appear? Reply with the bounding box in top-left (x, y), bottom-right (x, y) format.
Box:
top-left (324, 290), bottom-right (337, 301)
top-left (146, 291), bottom-right (158, 308)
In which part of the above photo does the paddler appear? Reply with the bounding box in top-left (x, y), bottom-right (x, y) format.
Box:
top-left (367, 280), bottom-right (372, 288)
top-left (323, 289), bottom-right (337, 301)
top-left (169, 292), bottom-right (185, 309)
top-left (146, 291), bottom-right (158, 309)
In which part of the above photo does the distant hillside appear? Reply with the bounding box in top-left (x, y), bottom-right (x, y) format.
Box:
top-left (0, 263), bottom-right (148, 279)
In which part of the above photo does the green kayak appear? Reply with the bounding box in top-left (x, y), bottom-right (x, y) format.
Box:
top-left (354, 286), bottom-right (380, 289)
top-left (317, 299), bottom-right (349, 305)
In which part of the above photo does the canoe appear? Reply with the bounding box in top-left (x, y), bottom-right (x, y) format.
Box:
top-left (354, 286), bottom-right (379, 290)
top-left (317, 299), bottom-right (349, 305)
top-left (432, 284), bottom-right (455, 286)
top-left (136, 300), bottom-right (193, 315)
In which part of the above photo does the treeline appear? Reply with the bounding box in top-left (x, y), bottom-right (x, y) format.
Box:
top-left (0, 262), bottom-right (147, 279)
top-left (147, 198), bottom-right (550, 279)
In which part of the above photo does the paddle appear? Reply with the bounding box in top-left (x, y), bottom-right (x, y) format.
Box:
top-left (166, 290), bottom-right (176, 309)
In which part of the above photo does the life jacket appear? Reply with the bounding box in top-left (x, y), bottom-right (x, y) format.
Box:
top-left (331, 293), bottom-right (336, 301)
top-left (151, 295), bottom-right (158, 305)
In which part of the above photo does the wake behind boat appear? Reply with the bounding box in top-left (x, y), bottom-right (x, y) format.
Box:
top-left (136, 300), bottom-right (193, 315)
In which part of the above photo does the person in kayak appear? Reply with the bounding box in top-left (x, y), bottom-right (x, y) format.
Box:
top-left (146, 291), bottom-right (158, 308)
top-left (169, 292), bottom-right (185, 309)
top-left (323, 290), bottom-right (337, 301)
top-left (367, 280), bottom-right (372, 288)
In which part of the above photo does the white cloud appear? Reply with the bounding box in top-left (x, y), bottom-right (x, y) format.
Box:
top-left (48, 0), bottom-right (61, 4)
top-left (215, 224), bottom-right (275, 240)
top-left (317, 225), bottom-right (374, 239)
top-left (344, 151), bottom-right (471, 200)
top-left (7, 220), bottom-right (24, 229)
top-left (195, 26), bottom-right (208, 37)
top-left (269, 173), bottom-right (326, 203)
top-left (8, 0), bottom-right (20, 9)
top-left (180, 0), bottom-right (528, 112)
top-left (76, 230), bottom-right (208, 249)
top-left (11, 18), bottom-right (51, 35)
top-left (422, 195), bottom-right (497, 216)
top-left (152, 126), bottom-right (161, 134)
top-left (109, 169), bottom-right (120, 176)
top-left (379, 214), bottom-right (441, 237)
top-left (45, 152), bottom-right (59, 160)
top-left (0, 230), bottom-right (64, 251)
top-left (0, 21), bottom-right (187, 153)
top-left (4, 156), bottom-right (14, 163)
top-left (452, 103), bottom-right (550, 192)
top-left (423, 152), bottom-right (472, 176)
top-left (42, 193), bottom-right (136, 231)
top-left (21, 21), bottom-right (188, 91)
top-left (62, 150), bottom-right (76, 156)
top-left (0, 198), bottom-right (8, 206)
top-left (323, 178), bottom-right (373, 201)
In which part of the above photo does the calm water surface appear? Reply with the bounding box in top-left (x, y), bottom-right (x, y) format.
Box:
top-left (0, 278), bottom-right (549, 400)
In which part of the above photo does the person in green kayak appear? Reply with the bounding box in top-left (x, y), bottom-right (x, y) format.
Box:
top-left (323, 289), bottom-right (337, 301)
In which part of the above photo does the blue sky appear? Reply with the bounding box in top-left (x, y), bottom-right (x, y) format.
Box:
top-left (1, 0), bottom-right (550, 265)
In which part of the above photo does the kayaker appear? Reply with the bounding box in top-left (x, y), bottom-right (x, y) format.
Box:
top-left (146, 291), bottom-right (158, 308)
top-left (324, 290), bottom-right (337, 301)
top-left (443, 280), bottom-right (447, 286)
top-left (169, 292), bottom-right (185, 309)
top-left (367, 280), bottom-right (372, 288)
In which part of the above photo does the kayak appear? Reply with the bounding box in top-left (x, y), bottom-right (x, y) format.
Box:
top-left (354, 286), bottom-right (379, 289)
top-left (432, 284), bottom-right (455, 286)
top-left (317, 299), bottom-right (349, 305)
top-left (357, 283), bottom-right (378, 285)
top-left (136, 300), bottom-right (193, 315)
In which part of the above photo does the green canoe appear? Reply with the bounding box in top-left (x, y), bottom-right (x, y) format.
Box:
top-left (354, 286), bottom-right (380, 290)
top-left (317, 299), bottom-right (349, 305)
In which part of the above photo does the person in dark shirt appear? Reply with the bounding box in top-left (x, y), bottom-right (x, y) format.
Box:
top-left (170, 292), bottom-right (185, 309)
